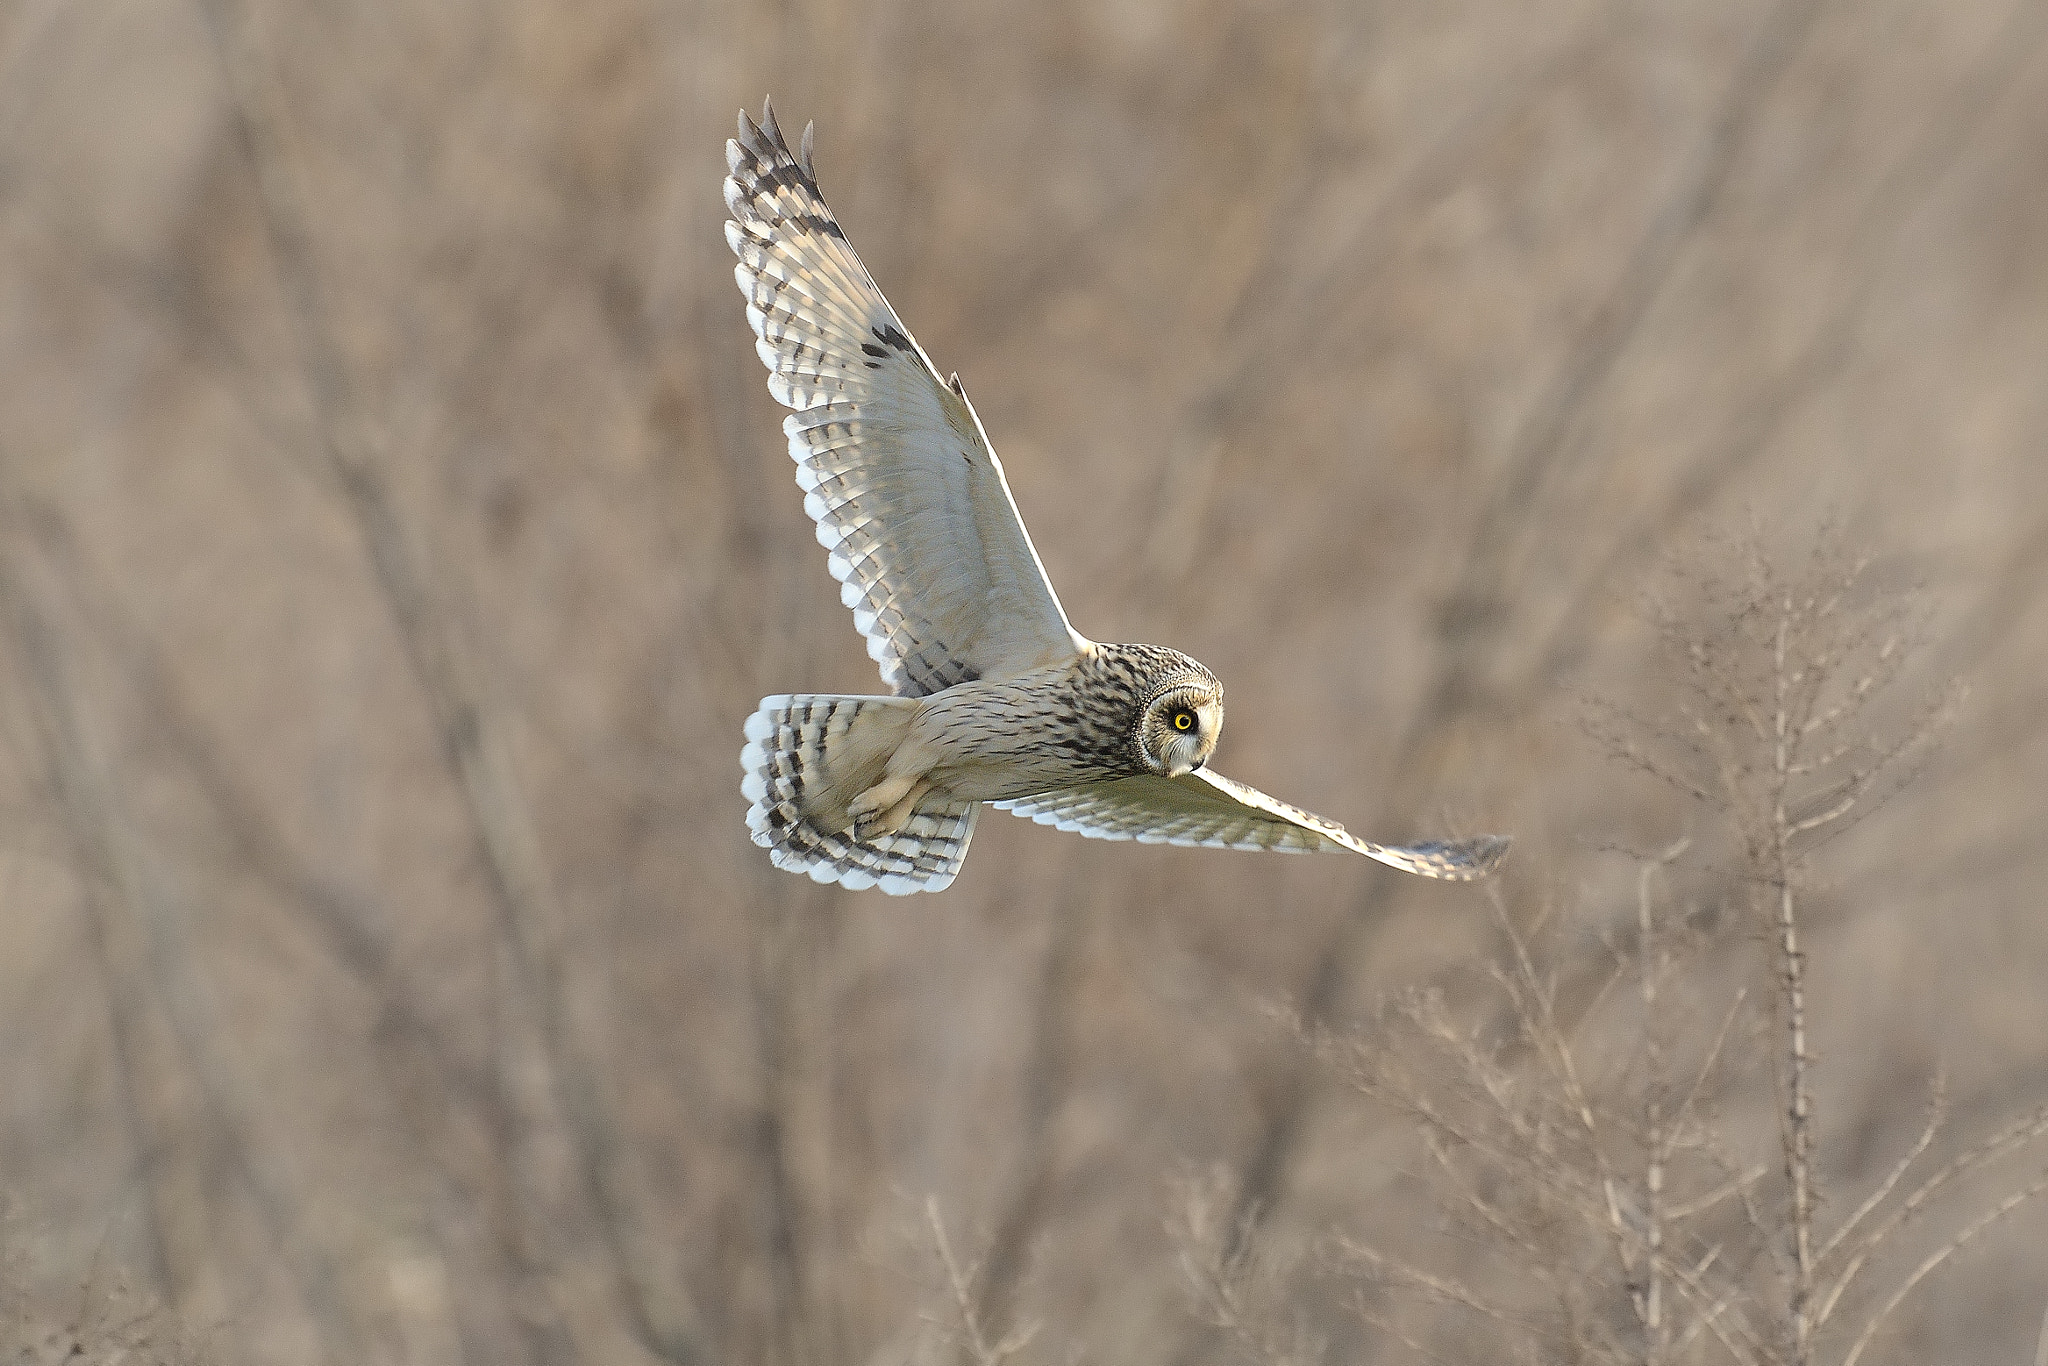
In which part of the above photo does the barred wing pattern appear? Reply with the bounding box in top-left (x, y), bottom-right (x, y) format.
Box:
top-left (742, 698), bottom-right (981, 894)
top-left (725, 102), bottom-right (1088, 698)
top-left (994, 769), bottom-right (1511, 880)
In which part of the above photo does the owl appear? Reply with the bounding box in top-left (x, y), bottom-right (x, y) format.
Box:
top-left (727, 101), bottom-right (1509, 895)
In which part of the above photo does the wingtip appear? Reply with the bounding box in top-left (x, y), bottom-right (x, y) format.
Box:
top-left (735, 99), bottom-right (816, 178)
top-left (1469, 833), bottom-right (1512, 877)
top-left (736, 99), bottom-right (785, 157)
top-left (1446, 833), bottom-right (1512, 879)
top-left (1357, 830), bottom-right (1514, 880)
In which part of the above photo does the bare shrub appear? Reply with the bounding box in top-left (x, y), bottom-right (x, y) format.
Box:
top-left (917, 1197), bottom-right (1043, 1366)
top-left (1172, 1167), bottom-right (1327, 1366)
top-left (1192, 538), bottom-right (2048, 1366)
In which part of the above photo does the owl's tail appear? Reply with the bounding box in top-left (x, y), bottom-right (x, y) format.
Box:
top-left (739, 694), bottom-right (981, 895)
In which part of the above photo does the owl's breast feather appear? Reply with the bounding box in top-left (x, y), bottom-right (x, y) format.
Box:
top-left (907, 665), bottom-right (1132, 803)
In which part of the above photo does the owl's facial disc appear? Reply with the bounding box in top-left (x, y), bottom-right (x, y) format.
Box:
top-left (1139, 684), bottom-right (1223, 777)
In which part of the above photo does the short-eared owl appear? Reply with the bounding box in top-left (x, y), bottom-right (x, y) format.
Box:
top-left (727, 100), bottom-right (1509, 895)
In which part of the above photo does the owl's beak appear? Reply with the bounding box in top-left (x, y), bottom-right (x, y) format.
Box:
top-left (1162, 734), bottom-right (1204, 777)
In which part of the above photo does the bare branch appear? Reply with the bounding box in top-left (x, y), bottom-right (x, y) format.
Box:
top-left (1664, 1168), bottom-right (1768, 1223)
top-left (1326, 1236), bottom-right (1530, 1335)
top-left (1671, 990), bottom-right (1750, 1142)
top-left (925, 1198), bottom-right (1039, 1366)
top-left (1343, 1290), bottom-right (1463, 1366)
top-left (1839, 1171), bottom-right (2048, 1366)
top-left (1816, 1101), bottom-right (2048, 1332)
top-left (1815, 1077), bottom-right (1946, 1267)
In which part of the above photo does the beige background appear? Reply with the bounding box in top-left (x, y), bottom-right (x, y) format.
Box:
top-left (2, 0), bottom-right (2046, 1362)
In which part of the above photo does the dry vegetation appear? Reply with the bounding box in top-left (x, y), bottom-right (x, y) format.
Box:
top-left (1177, 545), bottom-right (2048, 1366)
top-left (3, 1), bottom-right (2047, 1363)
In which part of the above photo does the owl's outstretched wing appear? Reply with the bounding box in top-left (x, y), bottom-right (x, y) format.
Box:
top-left (725, 101), bottom-right (1089, 698)
top-left (994, 768), bottom-right (1509, 880)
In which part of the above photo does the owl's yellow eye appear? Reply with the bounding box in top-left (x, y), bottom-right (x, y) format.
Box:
top-left (1172, 709), bottom-right (1195, 732)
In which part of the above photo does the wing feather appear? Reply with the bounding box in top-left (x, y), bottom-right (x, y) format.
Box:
top-left (994, 769), bottom-right (1510, 880)
top-left (726, 100), bottom-right (1088, 697)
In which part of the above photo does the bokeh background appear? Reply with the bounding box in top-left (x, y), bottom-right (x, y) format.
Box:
top-left (3, 0), bottom-right (2047, 1362)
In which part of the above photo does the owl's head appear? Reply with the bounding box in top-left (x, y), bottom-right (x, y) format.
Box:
top-left (1133, 659), bottom-right (1224, 778)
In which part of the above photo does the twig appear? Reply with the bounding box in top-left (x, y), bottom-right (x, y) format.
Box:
top-left (1489, 890), bottom-right (1644, 1295)
top-left (1814, 1100), bottom-right (2048, 1331)
top-left (1644, 1241), bottom-right (1772, 1366)
top-left (1815, 1077), bottom-right (1945, 1266)
top-left (925, 1198), bottom-right (1038, 1366)
top-left (1634, 838), bottom-right (1692, 1360)
top-left (1664, 1167), bottom-right (1767, 1222)
top-left (1667, 1267), bottom-right (1745, 1360)
top-left (1415, 1128), bottom-right (1555, 1271)
top-left (1670, 989), bottom-right (1749, 1144)
top-left (1767, 603), bottom-right (1817, 1366)
top-left (1345, 1288), bottom-right (1462, 1366)
top-left (1328, 1236), bottom-right (1531, 1335)
top-left (1839, 1172), bottom-right (2048, 1366)
top-left (1327, 1028), bottom-right (1616, 1239)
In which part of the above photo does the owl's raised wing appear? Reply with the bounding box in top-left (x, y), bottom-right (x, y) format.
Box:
top-left (725, 102), bottom-right (1089, 698)
top-left (994, 768), bottom-right (1509, 880)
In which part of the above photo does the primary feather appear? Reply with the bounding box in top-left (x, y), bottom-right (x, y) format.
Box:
top-left (995, 770), bottom-right (1511, 880)
top-left (725, 101), bottom-right (1088, 698)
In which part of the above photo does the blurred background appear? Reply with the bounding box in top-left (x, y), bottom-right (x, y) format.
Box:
top-left (3, 0), bottom-right (2047, 1362)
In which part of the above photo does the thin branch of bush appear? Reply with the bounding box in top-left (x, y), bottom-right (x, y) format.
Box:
top-left (1182, 537), bottom-right (2048, 1365)
top-left (921, 1197), bottom-right (1042, 1366)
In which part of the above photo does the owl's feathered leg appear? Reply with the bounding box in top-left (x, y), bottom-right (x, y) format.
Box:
top-left (846, 773), bottom-right (933, 838)
top-left (740, 695), bottom-right (978, 894)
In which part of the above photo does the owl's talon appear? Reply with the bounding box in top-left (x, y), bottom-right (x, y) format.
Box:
top-left (849, 776), bottom-right (932, 841)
